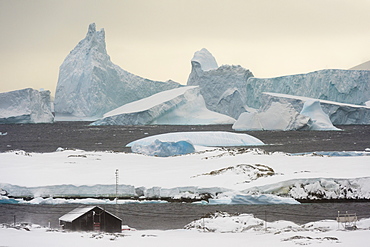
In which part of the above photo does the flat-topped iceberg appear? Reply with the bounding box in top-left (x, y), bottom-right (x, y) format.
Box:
top-left (0, 88), bottom-right (54, 124)
top-left (91, 86), bottom-right (236, 125)
top-left (126, 131), bottom-right (265, 147)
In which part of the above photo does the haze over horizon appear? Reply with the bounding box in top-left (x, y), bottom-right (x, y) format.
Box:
top-left (1, 0), bottom-right (370, 95)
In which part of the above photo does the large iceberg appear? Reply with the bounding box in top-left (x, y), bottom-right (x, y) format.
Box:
top-left (187, 48), bottom-right (254, 119)
top-left (262, 92), bottom-right (370, 125)
top-left (54, 23), bottom-right (180, 119)
top-left (126, 131), bottom-right (265, 147)
top-left (246, 69), bottom-right (370, 109)
top-left (0, 88), bottom-right (54, 124)
top-left (91, 86), bottom-right (236, 125)
top-left (232, 101), bottom-right (310, 131)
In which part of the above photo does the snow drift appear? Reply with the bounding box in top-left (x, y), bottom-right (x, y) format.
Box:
top-left (91, 86), bottom-right (236, 125)
top-left (0, 88), bottom-right (54, 124)
top-left (54, 23), bottom-right (180, 119)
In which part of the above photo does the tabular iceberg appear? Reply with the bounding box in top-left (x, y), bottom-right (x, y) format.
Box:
top-left (0, 88), bottom-right (54, 124)
top-left (246, 69), bottom-right (370, 109)
top-left (91, 86), bottom-right (236, 125)
top-left (187, 48), bottom-right (254, 119)
top-left (262, 92), bottom-right (370, 125)
top-left (54, 23), bottom-right (180, 119)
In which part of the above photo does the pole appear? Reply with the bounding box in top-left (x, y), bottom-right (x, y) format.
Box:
top-left (13, 215), bottom-right (16, 226)
top-left (115, 169), bottom-right (119, 204)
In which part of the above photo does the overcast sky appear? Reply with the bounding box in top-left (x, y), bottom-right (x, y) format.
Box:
top-left (1, 0), bottom-right (370, 95)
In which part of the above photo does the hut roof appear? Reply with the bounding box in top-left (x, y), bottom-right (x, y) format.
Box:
top-left (59, 206), bottom-right (122, 222)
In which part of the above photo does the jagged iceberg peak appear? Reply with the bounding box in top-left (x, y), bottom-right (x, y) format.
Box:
top-left (54, 23), bottom-right (180, 118)
top-left (191, 48), bottom-right (218, 71)
top-left (187, 48), bottom-right (254, 119)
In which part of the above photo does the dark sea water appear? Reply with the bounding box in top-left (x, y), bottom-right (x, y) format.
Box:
top-left (0, 123), bottom-right (369, 229)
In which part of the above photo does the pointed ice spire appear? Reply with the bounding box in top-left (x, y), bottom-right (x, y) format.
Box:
top-left (191, 48), bottom-right (218, 71)
top-left (86, 23), bottom-right (96, 38)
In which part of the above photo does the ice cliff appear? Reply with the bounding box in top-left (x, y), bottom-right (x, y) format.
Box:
top-left (246, 69), bottom-right (370, 109)
top-left (187, 48), bottom-right (254, 119)
top-left (91, 86), bottom-right (236, 125)
top-left (262, 92), bottom-right (370, 125)
top-left (232, 101), bottom-right (310, 131)
top-left (0, 88), bottom-right (54, 124)
top-left (54, 23), bottom-right (180, 118)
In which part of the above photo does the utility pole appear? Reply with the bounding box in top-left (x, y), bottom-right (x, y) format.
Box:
top-left (115, 169), bottom-right (119, 204)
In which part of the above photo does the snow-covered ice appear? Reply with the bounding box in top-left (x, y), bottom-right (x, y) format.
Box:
top-left (54, 23), bottom-right (180, 119)
top-left (126, 131), bottom-right (265, 148)
top-left (0, 88), bottom-right (54, 124)
top-left (91, 86), bottom-right (236, 125)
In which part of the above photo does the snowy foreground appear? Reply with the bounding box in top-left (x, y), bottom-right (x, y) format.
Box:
top-left (1, 214), bottom-right (370, 247)
top-left (1, 146), bottom-right (369, 201)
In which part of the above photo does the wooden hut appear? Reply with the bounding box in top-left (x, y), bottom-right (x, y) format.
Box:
top-left (59, 206), bottom-right (122, 232)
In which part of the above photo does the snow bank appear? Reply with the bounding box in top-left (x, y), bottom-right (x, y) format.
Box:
top-left (0, 88), bottom-right (54, 124)
top-left (126, 131), bottom-right (265, 147)
top-left (91, 86), bottom-right (236, 125)
top-left (131, 139), bottom-right (195, 157)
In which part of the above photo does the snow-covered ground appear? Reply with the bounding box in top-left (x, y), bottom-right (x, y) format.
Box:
top-left (1, 144), bottom-right (369, 201)
top-left (1, 213), bottom-right (369, 247)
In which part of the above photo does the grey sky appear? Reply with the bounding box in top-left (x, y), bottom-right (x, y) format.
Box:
top-left (1, 0), bottom-right (370, 95)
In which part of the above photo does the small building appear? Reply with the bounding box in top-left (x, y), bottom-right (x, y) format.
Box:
top-left (59, 206), bottom-right (122, 232)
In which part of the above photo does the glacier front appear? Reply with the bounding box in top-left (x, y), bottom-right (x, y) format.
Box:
top-left (54, 23), bottom-right (180, 119)
top-left (91, 86), bottom-right (236, 125)
top-left (0, 88), bottom-right (54, 124)
top-left (187, 48), bottom-right (254, 119)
